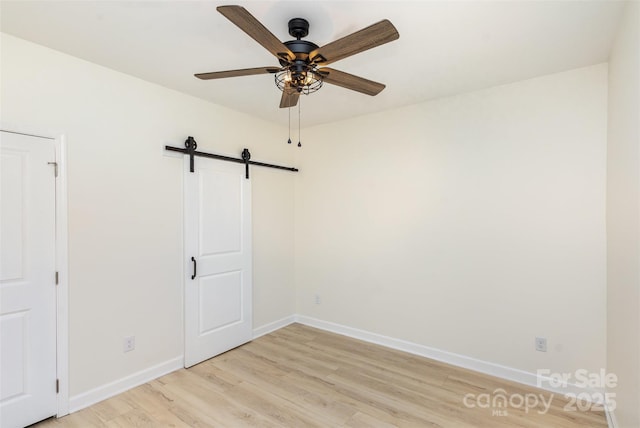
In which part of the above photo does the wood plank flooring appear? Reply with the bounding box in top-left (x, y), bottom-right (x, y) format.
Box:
top-left (36, 324), bottom-right (607, 427)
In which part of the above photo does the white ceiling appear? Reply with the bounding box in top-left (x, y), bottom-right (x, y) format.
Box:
top-left (0, 1), bottom-right (625, 127)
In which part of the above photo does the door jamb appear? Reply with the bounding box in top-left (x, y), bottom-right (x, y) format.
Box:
top-left (1, 126), bottom-right (70, 416)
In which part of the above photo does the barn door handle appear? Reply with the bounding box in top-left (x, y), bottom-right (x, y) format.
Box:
top-left (191, 257), bottom-right (197, 280)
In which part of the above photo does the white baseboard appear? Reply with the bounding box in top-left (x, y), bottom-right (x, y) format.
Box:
top-left (253, 315), bottom-right (297, 339)
top-left (68, 356), bottom-right (183, 413)
top-left (295, 315), bottom-right (599, 399)
top-left (605, 407), bottom-right (618, 428)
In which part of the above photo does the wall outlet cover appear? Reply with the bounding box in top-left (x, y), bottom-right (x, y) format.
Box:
top-left (535, 337), bottom-right (547, 352)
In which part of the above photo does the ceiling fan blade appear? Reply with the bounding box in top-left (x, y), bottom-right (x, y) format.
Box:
top-left (217, 5), bottom-right (294, 62)
top-left (195, 66), bottom-right (280, 80)
top-left (279, 87), bottom-right (300, 108)
top-left (310, 20), bottom-right (399, 66)
top-left (318, 68), bottom-right (385, 96)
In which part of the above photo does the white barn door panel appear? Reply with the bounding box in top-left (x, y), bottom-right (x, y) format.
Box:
top-left (0, 131), bottom-right (57, 428)
top-left (184, 156), bottom-right (252, 368)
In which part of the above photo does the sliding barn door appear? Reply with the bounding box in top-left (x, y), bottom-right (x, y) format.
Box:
top-left (184, 156), bottom-right (252, 368)
top-left (1, 131), bottom-right (57, 428)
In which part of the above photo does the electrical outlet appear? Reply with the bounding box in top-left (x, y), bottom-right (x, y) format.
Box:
top-left (123, 336), bottom-right (135, 353)
top-left (314, 294), bottom-right (321, 305)
top-left (535, 337), bottom-right (547, 352)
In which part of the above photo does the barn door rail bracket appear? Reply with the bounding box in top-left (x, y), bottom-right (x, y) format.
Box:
top-left (165, 136), bottom-right (299, 179)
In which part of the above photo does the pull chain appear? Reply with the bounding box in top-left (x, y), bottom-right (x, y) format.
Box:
top-left (298, 94), bottom-right (302, 147)
top-left (287, 103), bottom-right (292, 144)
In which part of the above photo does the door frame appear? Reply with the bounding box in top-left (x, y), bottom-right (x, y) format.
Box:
top-left (1, 124), bottom-right (70, 417)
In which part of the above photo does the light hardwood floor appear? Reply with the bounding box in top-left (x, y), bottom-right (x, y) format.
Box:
top-left (36, 324), bottom-right (607, 427)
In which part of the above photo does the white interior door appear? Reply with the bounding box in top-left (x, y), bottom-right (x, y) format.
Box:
top-left (1, 131), bottom-right (57, 428)
top-left (184, 155), bottom-right (252, 368)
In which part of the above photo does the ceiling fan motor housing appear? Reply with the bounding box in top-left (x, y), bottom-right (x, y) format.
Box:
top-left (282, 39), bottom-right (318, 64)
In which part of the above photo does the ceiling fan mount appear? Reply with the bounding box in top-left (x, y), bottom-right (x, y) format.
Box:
top-left (288, 18), bottom-right (310, 39)
top-left (195, 5), bottom-right (400, 108)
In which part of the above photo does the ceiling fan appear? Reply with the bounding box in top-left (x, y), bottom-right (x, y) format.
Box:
top-left (195, 5), bottom-right (399, 108)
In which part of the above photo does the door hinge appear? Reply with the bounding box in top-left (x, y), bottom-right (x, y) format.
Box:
top-left (47, 161), bottom-right (58, 177)
top-left (55, 271), bottom-right (59, 285)
top-left (56, 379), bottom-right (59, 393)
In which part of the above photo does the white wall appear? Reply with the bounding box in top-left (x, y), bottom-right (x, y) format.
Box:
top-left (607, 2), bottom-right (640, 426)
top-left (0, 33), bottom-right (296, 397)
top-left (295, 64), bottom-right (608, 378)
